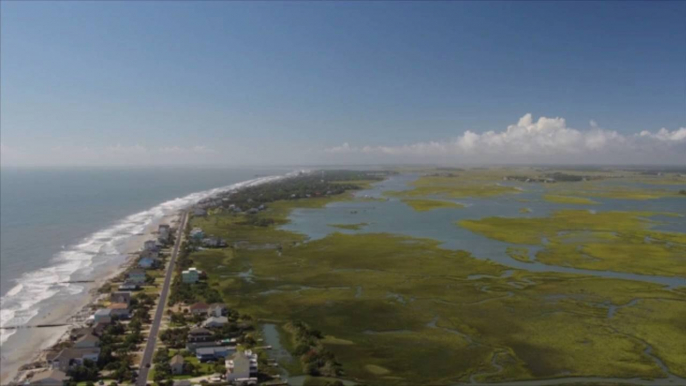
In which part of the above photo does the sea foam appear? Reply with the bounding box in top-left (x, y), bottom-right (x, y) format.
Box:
top-left (0, 172), bottom-right (294, 345)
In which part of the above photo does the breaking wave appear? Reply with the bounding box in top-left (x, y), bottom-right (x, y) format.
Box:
top-left (0, 172), bottom-right (295, 345)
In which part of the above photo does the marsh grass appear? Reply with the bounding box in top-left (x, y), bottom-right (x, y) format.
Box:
top-left (328, 223), bottom-right (369, 230)
top-left (544, 195), bottom-right (599, 205)
top-left (401, 199), bottom-right (464, 212)
top-left (186, 176), bottom-right (686, 384)
top-left (460, 210), bottom-right (686, 277)
top-left (386, 174), bottom-right (521, 199)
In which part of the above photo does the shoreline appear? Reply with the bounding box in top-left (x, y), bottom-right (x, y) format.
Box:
top-left (1, 210), bottom-right (182, 385)
top-left (1, 172), bottom-right (294, 384)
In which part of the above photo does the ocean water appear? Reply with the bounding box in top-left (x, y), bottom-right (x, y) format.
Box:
top-left (0, 167), bottom-right (291, 345)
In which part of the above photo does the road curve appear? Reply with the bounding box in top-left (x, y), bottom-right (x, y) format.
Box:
top-left (136, 211), bottom-right (189, 386)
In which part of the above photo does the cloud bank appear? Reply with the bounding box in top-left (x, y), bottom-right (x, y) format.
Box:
top-left (325, 114), bottom-right (686, 164)
top-left (2, 114), bottom-right (684, 166)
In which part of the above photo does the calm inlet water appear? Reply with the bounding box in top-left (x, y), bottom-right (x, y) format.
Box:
top-left (281, 174), bottom-right (686, 286)
top-left (0, 167), bottom-right (290, 346)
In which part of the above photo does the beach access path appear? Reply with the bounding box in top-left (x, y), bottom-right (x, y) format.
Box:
top-left (137, 211), bottom-right (189, 386)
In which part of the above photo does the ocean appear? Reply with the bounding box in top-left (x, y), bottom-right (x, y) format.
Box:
top-left (0, 167), bottom-right (290, 355)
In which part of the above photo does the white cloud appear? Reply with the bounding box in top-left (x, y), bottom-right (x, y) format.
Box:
top-left (639, 127), bottom-right (686, 142)
top-left (106, 144), bottom-right (148, 154)
top-left (325, 142), bottom-right (354, 154)
top-left (324, 114), bottom-right (686, 164)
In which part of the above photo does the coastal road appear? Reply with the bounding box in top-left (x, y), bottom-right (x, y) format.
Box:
top-left (136, 211), bottom-right (189, 386)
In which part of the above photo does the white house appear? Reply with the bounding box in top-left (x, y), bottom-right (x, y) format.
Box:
top-left (181, 267), bottom-right (200, 284)
top-left (208, 303), bottom-right (227, 317)
top-left (202, 316), bottom-right (228, 328)
top-left (225, 350), bottom-right (258, 382)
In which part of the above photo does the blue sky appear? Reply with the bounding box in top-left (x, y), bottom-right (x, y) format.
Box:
top-left (1, 1), bottom-right (685, 166)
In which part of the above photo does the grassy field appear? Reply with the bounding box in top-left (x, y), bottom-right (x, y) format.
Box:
top-left (187, 190), bottom-right (686, 385)
top-left (459, 210), bottom-right (686, 277)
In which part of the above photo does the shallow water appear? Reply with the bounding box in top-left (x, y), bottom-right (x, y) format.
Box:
top-left (281, 174), bottom-right (686, 287)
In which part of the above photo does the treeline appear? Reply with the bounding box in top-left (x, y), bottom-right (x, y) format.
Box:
top-left (544, 172), bottom-right (586, 182)
top-left (285, 321), bottom-right (342, 378)
top-left (198, 170), bottom-right (391, 212)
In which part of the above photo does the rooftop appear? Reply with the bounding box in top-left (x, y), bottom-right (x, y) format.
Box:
top-left (190, 302), bottom-right (209, 310)
top-left (108, 303), bottom-right (128, 310)
top-left (94, 309), bottom-right (112, 316)
top-left (29, 369), bottom-right (68, 384)
top-left (170, 354), bottom-right (185, 365)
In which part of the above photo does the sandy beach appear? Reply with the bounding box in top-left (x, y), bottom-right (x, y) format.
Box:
top-left (0, 211), bottom-right (182, 384)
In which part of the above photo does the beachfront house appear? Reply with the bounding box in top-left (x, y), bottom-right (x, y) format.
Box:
top-left (72, 323), bottom-right (106, 339)
top-left (190, 227), bottom-right (205, 241)
top-left (110, 291), bottom-right (131, 305)
top-left (170, 354), bottom-right (185, 375)
top-left (138, 257), bottom-right (159, 269)
top-left (193, 208), bottom-right (207, 217)
top-left (71, 326), bottom-right (104, 341)
top-left (127, 269), bottom-right (147, 284)
top-left (140, 249), bottom-right (159, 259)
top-left (118, 281), bottom-right (140, 291)
top-left (49, 347), bottom-right (100, 371)
top-left (195, 346), bottom-right (232, 362)
top-left (158, 224), bottom-right (171, 244)
top-left (108, 303), bottom-right (130, 319)
top-left (73, 332), bottom-right (100, 349)
top-left (143, 240), bottom-right (158, 252)
top-left (225, 350), bottom-right (258, 382)
top-left (181, 267), bottom-right (200, 283)
top-left (202, 316), bottom-right (228, 328)
top-left (208, 303), bottom-right (227, 317)
top-left (29, 369), bottom-right (68, 385)
top-left (93, 309), bottom-right (112, 324)
top-left (189, 302), bottom-right (209, 315)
